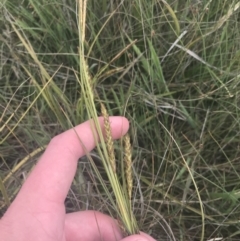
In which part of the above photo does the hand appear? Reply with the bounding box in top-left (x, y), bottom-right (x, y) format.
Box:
top-left (0, 117), bottom-right (156, 241)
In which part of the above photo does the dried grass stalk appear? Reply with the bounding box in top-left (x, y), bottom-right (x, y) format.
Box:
top-left (77, 0), bottom-right (139, 235)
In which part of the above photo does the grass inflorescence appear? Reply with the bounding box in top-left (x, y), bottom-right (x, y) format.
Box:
top-left (123, 134), bottom-right (133, 201)
top-left (100, 103), bottom-right (116, 173)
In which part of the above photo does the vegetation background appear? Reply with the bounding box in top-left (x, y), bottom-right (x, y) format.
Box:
top-left (1, 0), bottom-right (240, 240)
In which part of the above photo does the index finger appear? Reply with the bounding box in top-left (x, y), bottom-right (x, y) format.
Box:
top-left (15, 116), bottom-right (129, 206)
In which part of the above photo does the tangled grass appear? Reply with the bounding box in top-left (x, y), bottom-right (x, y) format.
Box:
top-left (1, 0), bottom-right (240, 240)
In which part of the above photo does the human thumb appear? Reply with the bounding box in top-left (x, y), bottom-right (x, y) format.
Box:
top-left (121, 232), bottom-right (157, 241)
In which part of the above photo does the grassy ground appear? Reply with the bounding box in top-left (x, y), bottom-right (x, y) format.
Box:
top-left (1, 0), bottom-right (240, 240)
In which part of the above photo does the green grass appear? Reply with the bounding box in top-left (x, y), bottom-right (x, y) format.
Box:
top-left (1, 0), bottom-right (240, 240)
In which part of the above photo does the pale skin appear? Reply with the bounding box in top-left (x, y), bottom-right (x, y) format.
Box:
top-left (0, 116), bottom-right (156, 241)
